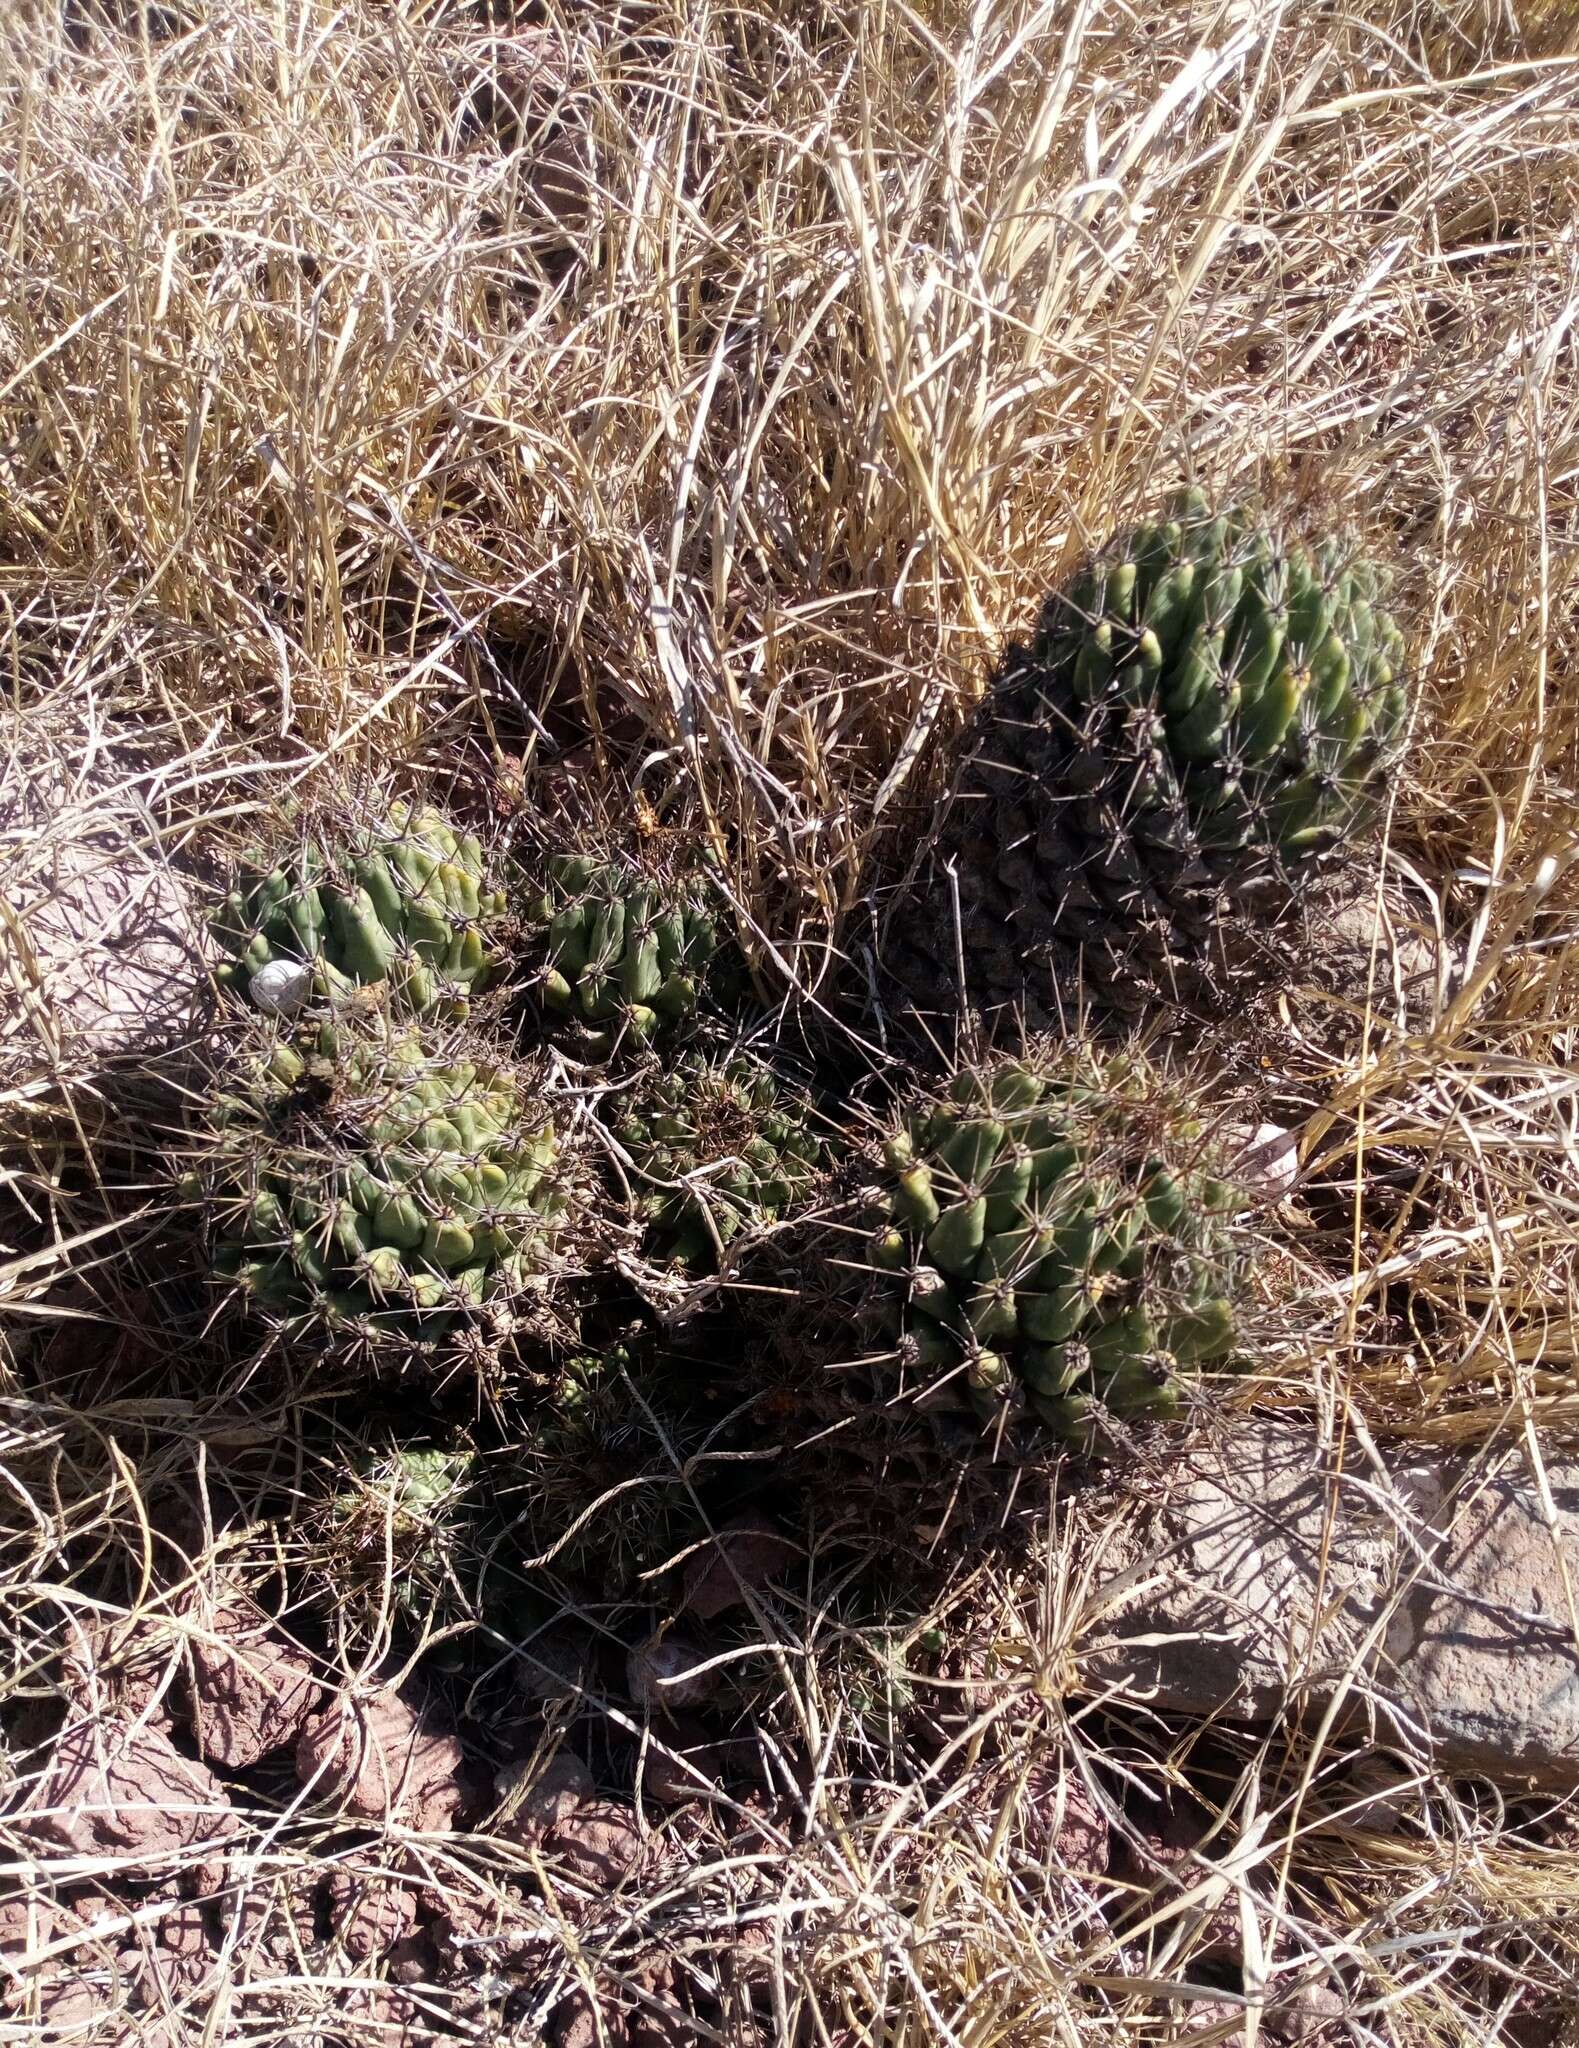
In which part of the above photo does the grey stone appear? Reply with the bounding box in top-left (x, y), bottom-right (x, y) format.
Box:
top-left (1077, 1424), bottom-right (1579, 1788)
top-left (1077, 1424), bottom-right (1404, 1723)
top-left (1385, 1458), bottom-right (1579, 1782)
top-left (1, 760), bottom-right (202, 1066)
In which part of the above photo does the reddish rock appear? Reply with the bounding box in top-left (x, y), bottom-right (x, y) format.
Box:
top-left (182, 1596), bottom-right (321, 1769)
top-left (1013, 1753), bottom-right (1110, 1875)
top-left (680, 1518), bottom-right (798, 1621)
top-left (12, 1717), bottom-right (235, 1875)
top-left (296, 1690), bottom-right (466, 1831)
top-left (1171, 1998), bottom-right (1248, 2044)
top-left (1108, 1800), bottom-right (1245, 1960)
top-left (495, 1752), bottom-right (593, 1845)
top-left (324, 1867), bottom-right (418, 1961)
top-left (128, 1899), bottom-right (218, 2011)
top-left (545, 1799), bottom-right (644, 1893)
top-left (0, 1894), bottom-right (135, 2027)
top-left (552, 1954), bottom-right (688, 2048)
top-left (60, 1611), bottom-right (177, 1724)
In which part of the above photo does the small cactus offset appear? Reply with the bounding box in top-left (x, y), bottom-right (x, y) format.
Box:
top-left (867, 1044), bottom-right (1250, 1443)
top-left (199, 1013), bottom-right (577, 1345)
top-left (211, 801), bottom-right (506, 1022)
top-left (326, 1444), bottom-right (482, 1623)
top-left (615, 1051), bottom-right (830, 1270)
top-left (887, 489), bottom-right (1411, 1026)
top-left (523, 851), bottom-right (725, 1056)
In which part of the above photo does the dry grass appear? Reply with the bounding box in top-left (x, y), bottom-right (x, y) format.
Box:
top-left (2, 0), bottom-right (1579, 2042)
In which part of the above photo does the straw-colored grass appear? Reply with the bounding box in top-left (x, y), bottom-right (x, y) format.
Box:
top-left (2, 0), bottom-right (1579, 2042)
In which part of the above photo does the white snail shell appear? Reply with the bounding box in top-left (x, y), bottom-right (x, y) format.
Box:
top-left (249, 958), bottom-right (315, 1017)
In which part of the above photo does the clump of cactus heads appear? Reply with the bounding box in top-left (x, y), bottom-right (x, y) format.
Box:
top-left (867, 1044), bottom-right (1250, 1444)
top-left (887, 489), bottom-right (1412, 1027)
top-left (614, 1051), bottom-right (830, 1270)
top-left (523, 851), bottom-right (725, 1056)
top-left (326, 1444), bottom-right (483, 1624)
top-left (200, 1013), bottom-right (577, 1344)
top-left (211, 801), bottom-right (506, 1022)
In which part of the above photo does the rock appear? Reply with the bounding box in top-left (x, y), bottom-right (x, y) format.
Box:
top-left (1078, 1424), bottom-right (1401, 1724)
top-left (1078, 1425), bottom-right (1579, 1789)
top-left (551, 1954), bottom-right (688, 2048)
top-left (182, 1594), bottom-right (321, 1769)
top-left (60, 1610), bottom-right (179, 1724)
top-left (638, 1713), bottom-right (724, 1808)
top-left (680, 1518), bottom-right (798, 1621)
top-left (513, 1625), bottom-right (594, 1706)
top-left (1011, 1752), bottom-right (1110, 1875)
top-left (1384, 1457), bottom-right (1579, 1785)
top-left (0, 756), bottom-right (202, 1065)
top-left (1321, 877), bottom-right (1454, 1017)
top-left (295, 1689), bottom-right (467, 1830)
top-left (0, 1894), bottom-right (131, 2027)
top-left (210, 1865), bottom-right (322, 1978)
top-left (545, 1799), bottom-right (644, 1893)
top-left (323, 1867), bottom-right (418, 1961)
top-left (1265, 1977), bottom-right (1348, 2043)
top-left (12, 1717), bottom-right (235, 1876)
top-left (1224, 1122), bottom-right (1300, 1204)
top-left (127, 1899), bottom-right (218, 2012)
top-left (1168, 1998), bottom-right (1247, 2044)
top-left (248, 958), bottom-right (314, 1017)
top-left (495, 1752), bottom-right (594, 1843)
top-left (627, 1631), bottom-right (714, 1715)
top-left (1108, 1798), bottom-right (1245, 1960)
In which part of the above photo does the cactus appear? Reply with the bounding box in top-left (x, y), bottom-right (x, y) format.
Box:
top-left (200, 1013), bottom-right (576, 1344)
top-left (886, 491), bottom-right (1411, 1026)
top-left (327, 1444), bottom-right (482, 1623)
top-left (522, 851), bottom-right (725, 1056)
top-left (867, 1044), bottom-right (1250, 1443)
top-left (614, 1051), bottom-right (829, 1270)
top-left (211, 801), bottom-right (506, 1022)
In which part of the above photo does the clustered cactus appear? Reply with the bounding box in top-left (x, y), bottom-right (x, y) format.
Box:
top-left (212, 802), bottom-right (506, 1022)
top-left (887, 490), bottom-right (1410, 1024)
top-left (523, 852), bottom-right (723, 1055)
top-left (184, 487), bottom-right (1407, 1499)
top-left (614, 1052), bottom-right (829, 1270)
top-left (868, 1048), bottom-right (1247, 1442)
top-left (204, 1015), bottom-right (574, 1339)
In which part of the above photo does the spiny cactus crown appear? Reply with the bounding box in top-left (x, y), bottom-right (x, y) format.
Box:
top-left (1034, 488), bottom-right (1409, 867)
top-left (616, 1051), bottom-right (828, 1269)
top-left (524, 851), bottom-right (722, 1056)
top-left (869, 1045), bottom-right (1250, 1442)
top-left (204, 1014), bottom-right (572, 1339)
top-left (211, 801), bottom-right (505, 1022)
